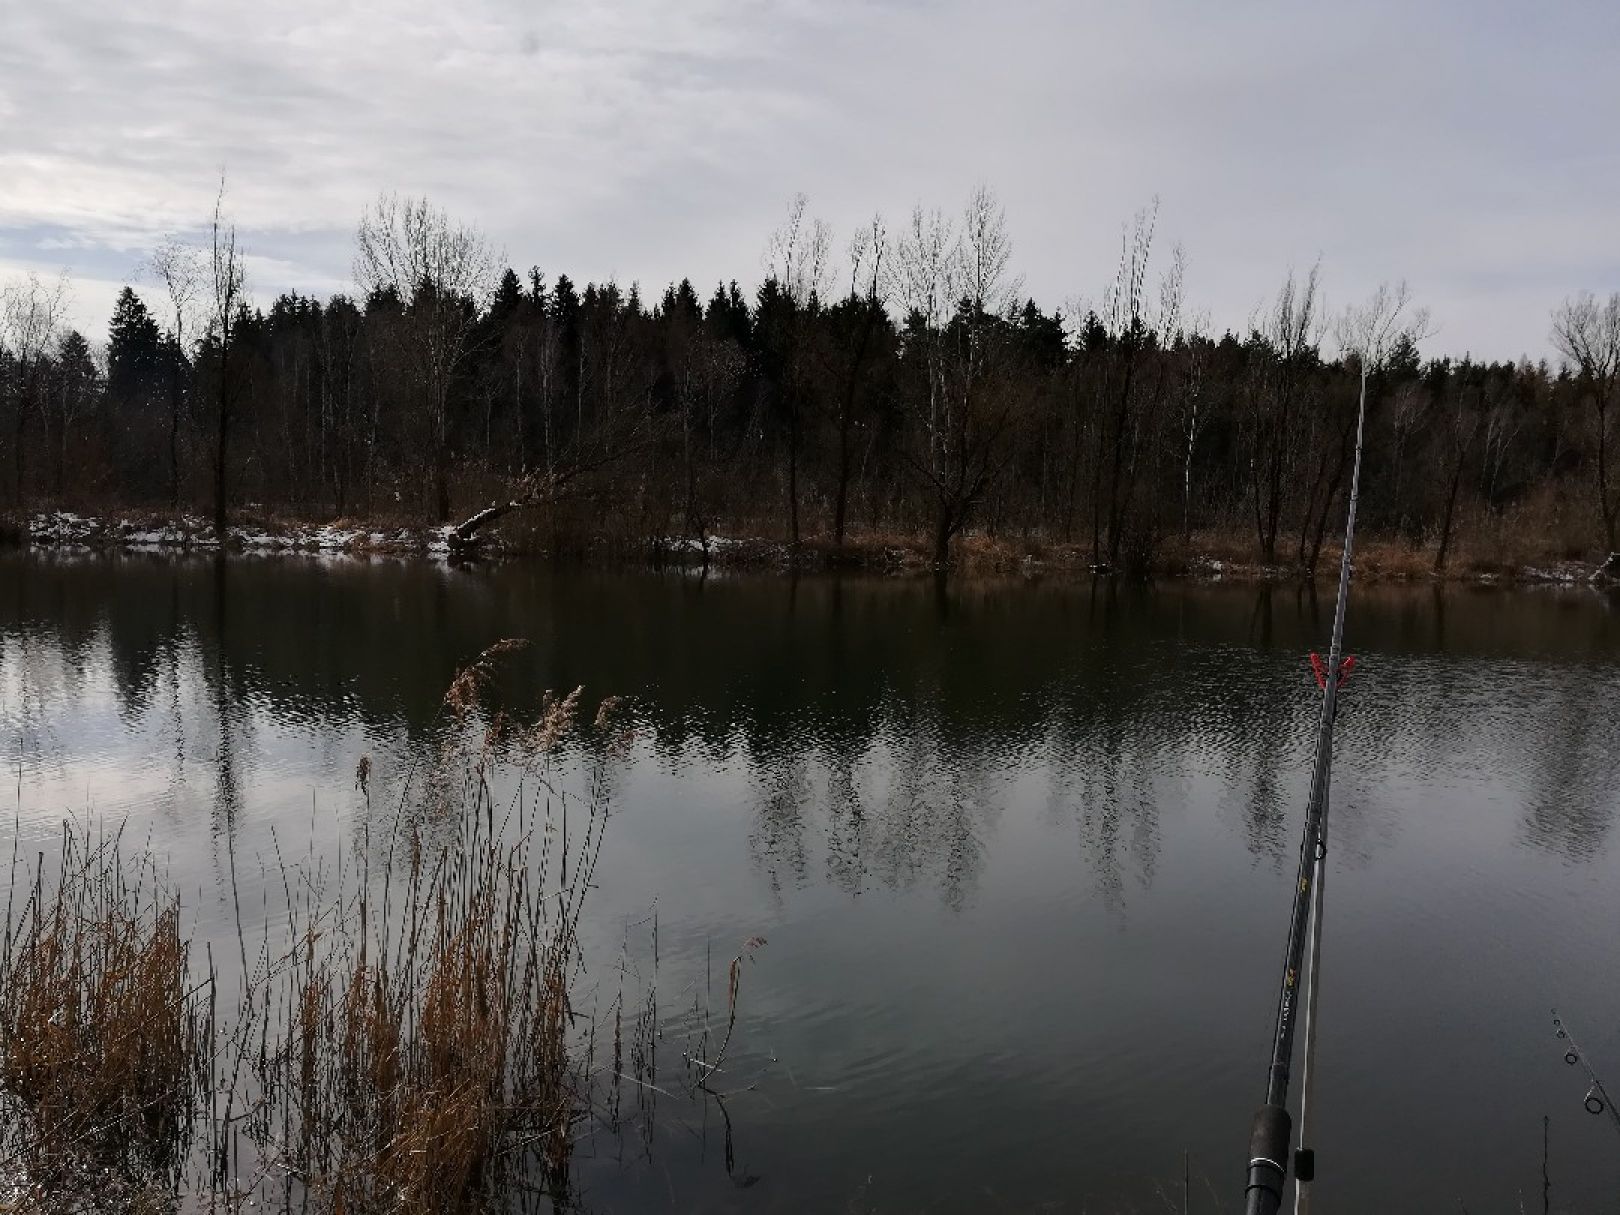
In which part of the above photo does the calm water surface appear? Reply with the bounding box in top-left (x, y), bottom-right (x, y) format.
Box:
top-left (3, 552), bottom-right (1619, 1212)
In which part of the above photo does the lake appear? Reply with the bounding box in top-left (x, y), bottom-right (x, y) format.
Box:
top-left (3, 551), bottom-right (1619, 1212)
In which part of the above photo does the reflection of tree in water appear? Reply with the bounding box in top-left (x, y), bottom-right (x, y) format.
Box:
top-left (7, 555), bottom-right (1620, 904)
top-left (1073, 723), bottom-right (1160, 910)
top-left (1518, 670), bottom-right (1620, 860)
top-left (744, 732), bottom-right (811, 898)
top-left (1227, 676), bottom-right (1301, 865)
top-left (738, 692), bottom-right (1005, 910)
top-left (202, 558), bottom-right (245, 831)
top-left (869, 709), bottom-right (999, 912)
top-left (821, 742), bottom-right (866, 895)
top-left (1041, 684), bottom-right (1161, 908)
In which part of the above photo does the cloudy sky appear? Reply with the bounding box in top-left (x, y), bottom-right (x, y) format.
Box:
top-left (2, 0), bottom-right (1615, 359)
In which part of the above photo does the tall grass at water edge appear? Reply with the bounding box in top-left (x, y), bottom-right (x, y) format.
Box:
top-left (0, 641), bottom-right (642, 1213)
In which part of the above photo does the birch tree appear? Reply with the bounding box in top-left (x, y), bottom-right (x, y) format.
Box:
top-left (762, 193), bottom-right (832, 544)
top-left (892, 186), bottom-right (1023, 567)
top-left (1, 270), bottom-right (71, 506)
top-left (1094, 200), bottom-right (1167, 569)
top-left (208, 180), bottom-right (246, 540)
top-left (1551, 291), bottom-right (1620, 550)
top-left (1249, 262), bottom-right (1323, 564)
top-left (1320, 281), bottom-right (1432, 570)
top-left (355, 193), bottom-right (499, 521)
top-left (828, 214), bottom-right (888, 544)
top-left (150, 236), bottom-right (204, 507)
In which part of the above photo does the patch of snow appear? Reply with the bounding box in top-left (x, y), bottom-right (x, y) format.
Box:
top-left (311, 525), bottom-right (359, 550)
top-left (425, 526), bottom-right (454, 556)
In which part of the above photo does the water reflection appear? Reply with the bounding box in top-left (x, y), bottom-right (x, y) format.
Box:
top-left (6, 559), bottom-right (1620, 871)
top-left (4, 553), bottom-right (1620, 1211)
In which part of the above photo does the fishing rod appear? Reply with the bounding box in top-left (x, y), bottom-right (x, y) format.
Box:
top-left (1242, 359), bottom-right (1370, 1215)
top-left (1552, 1009), bottom-right (1620, 1139)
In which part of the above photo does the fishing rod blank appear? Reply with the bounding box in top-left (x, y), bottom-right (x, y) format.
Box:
top-left (1552, 1009), bottom-right (1620, 1138)
top-left (1243, 363), bottom-right (1370, 1215)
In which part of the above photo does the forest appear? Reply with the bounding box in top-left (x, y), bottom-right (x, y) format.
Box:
top-left (2, 187), bottom-right (1618, 574)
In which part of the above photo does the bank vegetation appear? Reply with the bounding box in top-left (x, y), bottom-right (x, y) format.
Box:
top-left (3, 188), bottom-right (1618, 579)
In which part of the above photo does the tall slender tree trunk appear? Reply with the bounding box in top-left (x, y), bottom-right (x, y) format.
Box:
top-left (1182, 396), bottom-right (1199, 541)
top-left (786, 394), bottom-right (800, 546)
top-left (1062, 378), bottom-right (1087, 543)
top-left (55, 402), bottom-right (67, 498)
top-left (12, 362), bottom-right (29, 508)
top-left (1598, 397), bottom-right (1616, 550)
top-left (214, 340), bottom-right (229, 542)
top-left (933, 500), bottom-right (953, 568)
top-left (833, 295), bottom-right (882, 546)
top-left (1433, 452), bottom-right (1467, 572)
top-left (1104, 351), bottom-right (1137, 567)
top-left (1090, 363), bottom-right (1113, 567)
top-left (1306, 473), bottom-right (1340, 576)
top-left (433, 423), bottom-right (451, 522)
top-left (169, 374), bottom-right (182, 509)
top-left (833, 412), bottom-right (851, 545)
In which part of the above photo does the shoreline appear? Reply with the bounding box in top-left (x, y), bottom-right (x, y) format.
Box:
top-left (5, 508), bottom-right (1615, 589)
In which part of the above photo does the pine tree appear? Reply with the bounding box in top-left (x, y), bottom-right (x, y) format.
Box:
top-left (107, 286), bottom-right (161, 408)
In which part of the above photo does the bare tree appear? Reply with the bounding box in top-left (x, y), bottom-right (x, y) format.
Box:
top-left (1249, 261), bottom-right (1324, 564)
top-left (1479, 369), bottom-right (1525, 508)
top-left (1, 270), bottom-right (71, 506)
top-left (1433, 362), bottom-right (1486, 572)
top-left (829, 213), bottom-right (888, 544)
top-left (892, 186), bottom-right (1022, 567)
top-left (1095, 199), bottom-right (1162, 569)
top-left (150, 236), bottom-right (204, 508)
top-left (1551, 291), bottom-right (1620, 550)
top-left (762, 193), bottom-right (832, 545)
top-left (208, 179), bottom-right (247, 540)
top-left (766, 193), bottom-right (833, 310)
top-left (1175, 301), bottom-right (1212, 541)
top-left (1338, 280), bottom-right (1430, 376)
top-left (1383, 379), bottom-right (1429, 537)
top-left (889, 204), bottom-right (954, 473)
top-left (1313, 281), bottom-right (1432, 571)
top-left (355, 192), bottom-right (499, 521)
top-left (957, 184), bottom-right (1022, 317)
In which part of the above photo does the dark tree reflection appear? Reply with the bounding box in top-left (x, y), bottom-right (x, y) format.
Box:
top-left (3, 554), bottom-right (1619, 901)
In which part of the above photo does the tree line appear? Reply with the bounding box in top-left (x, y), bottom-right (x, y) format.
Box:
top-left (3, 186), bottom-right (1618, 570)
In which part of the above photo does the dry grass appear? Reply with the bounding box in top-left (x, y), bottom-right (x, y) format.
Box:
top-left (0, 643), bottom-right (636, 1213)
top-left (231, 642), bottom-right (627, 1213)
top-left (0, 827), bottom-right (207, 1206)
top-left (258, 812), bottom-right (599, 1213)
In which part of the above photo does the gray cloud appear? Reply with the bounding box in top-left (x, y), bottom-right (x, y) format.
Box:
top-left (2, 0), bottom-right (1615, 358)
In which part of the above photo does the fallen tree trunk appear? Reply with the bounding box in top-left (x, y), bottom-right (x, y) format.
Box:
top-left (448, 461), bottom-right (604, 553)
top-left (448, 426), bottom-right (651, 554)
top-left (453, 499), bottom-right (528, 545)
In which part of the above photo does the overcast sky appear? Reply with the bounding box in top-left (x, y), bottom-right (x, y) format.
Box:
top-left (2, 0), bottom-right (1616, 359)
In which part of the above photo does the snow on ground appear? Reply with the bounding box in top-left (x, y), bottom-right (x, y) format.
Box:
top-left (23, 512), bottom-right (458, 560)
top-left (1519, 564), bottom-right (1582, 584)
top-left (663, 534), bottom-right (759, 554)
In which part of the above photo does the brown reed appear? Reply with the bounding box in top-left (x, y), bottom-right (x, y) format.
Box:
top-left (0, 827), bottom-right (207, 1206)
top-left (0, 641), bottom-right (636, 1214)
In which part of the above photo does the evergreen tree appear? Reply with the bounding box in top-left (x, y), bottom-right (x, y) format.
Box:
top-left (107, 286), bottom-right (161, 407)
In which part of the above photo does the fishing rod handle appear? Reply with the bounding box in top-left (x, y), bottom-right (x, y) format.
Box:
top-left (1245, 1103), bottom-right (1291, 1215)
